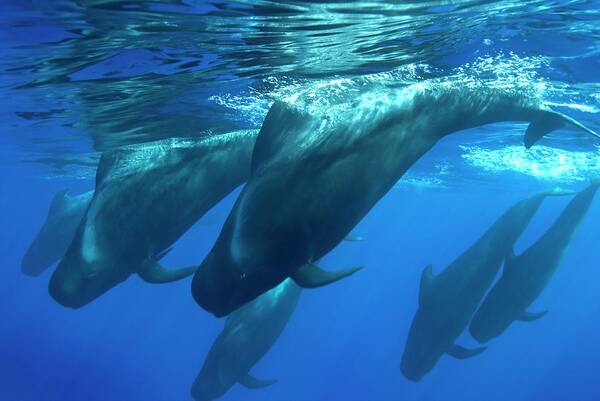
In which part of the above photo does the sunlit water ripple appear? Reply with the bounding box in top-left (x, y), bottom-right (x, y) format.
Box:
top-left (1, 0), bottom-right (599, 189)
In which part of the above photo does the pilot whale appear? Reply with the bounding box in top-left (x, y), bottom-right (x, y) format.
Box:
top-left (400, 191), bottom-right (565, 381)
top-left (192, 80), bottom-right (599, 317)
top-left (469, 181), bottom-right (600, 343)
top-left (191, 279), bottom-right (301, 401)
top-left (22, 189), bottom-right (93, 276)
top-left (49, 129), bottom-right (258, 308)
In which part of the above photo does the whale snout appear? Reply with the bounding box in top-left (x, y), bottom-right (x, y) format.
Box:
top-left (400, 354), bottom-right (429, 382)
top-left (192, 263), bottom-right (241, 317)
top-left (48, 268), bottom-right (89, 308)
top-left (468, 315), bottom-right (497, 344)
top-left (49, 257), bottom-right (120, 308)
top-left (191, 253), bottom-right (265, 317)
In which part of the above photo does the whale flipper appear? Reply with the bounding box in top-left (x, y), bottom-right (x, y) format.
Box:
top-left (447, 344), bottom-right (486, 359)
top-left (344, 234), bottom-right (365, 242)
top-left (291, 263), bottom-right (362, 288)
top-left (517, 310), bottom-right (547, 322)
top-left (419, 264), bottom-right (436, 307)
top-left (137, 260), bottom-right (197, 283)
top-left (239, 374), bottom-right (277, 389)
top-left (153, 246), bottom-right (174, 261)
top-left (525, 110), bottom-right (600, 148)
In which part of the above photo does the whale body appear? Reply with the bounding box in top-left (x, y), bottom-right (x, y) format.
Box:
top-left (400, 192), bottom-right (559, 381)
top-left (192, 80), bottom-right (599, 317)
top-left (49, 130), bottom-right (258, 308)
top-left (22, 190), bottom-right (93, 276)
top-left (469, 182), bottom-right (600, 343)
top-left (191, 279), bottom-right (301, 401)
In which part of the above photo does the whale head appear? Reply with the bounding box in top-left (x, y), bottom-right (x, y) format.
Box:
top-left (400, 313), bottom-right (442, 382)
top-left (190, 367), bottom-right (229, 401)
top-left (48, 242), bottom-right (127, 308)
top-left (191, 249), bottom-right (283, 317)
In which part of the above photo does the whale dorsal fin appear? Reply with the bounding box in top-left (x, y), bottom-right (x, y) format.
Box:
top-left (290, 263), bottom-right (362, 288)
top-left (48, 189), bottom-right (70, 216)
top-left (419, 264), bottom-right (436, 307)
top-left (447, 344), bottom-right (486, 359)
top-left (525, 110), bottom-right (600, 149)
top-left (95, 151), bottom-right (120, 187)
top-left (517, 310), bottom-right (547, 322)
top-left (251, 101), bottom-right (309, 173)
top-left (239, 373), bottom-right (277, 389)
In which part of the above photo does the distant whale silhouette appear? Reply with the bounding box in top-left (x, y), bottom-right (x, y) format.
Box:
top-left (49, 130), bottom-right (258, 308)
top-left (400, 191), bottom-right (566, 381)
top-left (192, 80), bottom-right (599, 317)
top-left (22, 189), bottom-right (92, 276)
top-left (191, 279), bottom-right (301, 401)
top-left (469, 182), bottom-right (600, 343)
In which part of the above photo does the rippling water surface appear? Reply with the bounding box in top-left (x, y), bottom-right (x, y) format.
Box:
top-left (2, 0), bottom-right (599, 187)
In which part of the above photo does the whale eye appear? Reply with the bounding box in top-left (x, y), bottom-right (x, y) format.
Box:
top-left (240, 272), bottom-right (247, 280)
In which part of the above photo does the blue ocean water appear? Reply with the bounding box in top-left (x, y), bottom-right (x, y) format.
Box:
top-left (1, 1), bottom-right (600, 400)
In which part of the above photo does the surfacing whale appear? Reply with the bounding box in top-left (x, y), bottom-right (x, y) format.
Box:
top-left (192, 79), bottom-right (599, 317)
top-left (469, 181), bottom-right (600, 343)
top-left (22, 190), bottom-right (93, 276)
top-left (400, 191), bottom-right (565, 381)
top-left (191, 279), bottom-right (301, 401)
top-left (49, 130), bottom-right (258, 308)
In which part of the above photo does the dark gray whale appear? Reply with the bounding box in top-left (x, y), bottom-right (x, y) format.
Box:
top-left (192, 80), bottom-right (599, 317)
top-left (469, 182), bottom-right (600, 343)
top-left (400, 191), bottom-right (563, 382)
top-left (49, 130), bottom-right (258, 308)
top-left (22, 190), bottom-right (93, 276)
top-left (191, 279), bottom-right (301, 401)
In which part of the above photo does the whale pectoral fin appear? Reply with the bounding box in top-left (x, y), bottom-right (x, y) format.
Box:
top-left (517, 310), bottom-right (547, 322)
top-left (525, 110), bottom-right (600, 149)
top-left (419, 264), bottom-right (435, 307)
top-left (153, 246), bottom-right (174, 261)
top-left (447, 344), bottom-right (486, 360)
top-left (290, 263), bottom-right (362, 289)
top-left (137, 260), bottom-right (197, 284)
top-left (344, 234), bottom-right (365, 242)
top-left (239, 374), bottom-right (277, 389)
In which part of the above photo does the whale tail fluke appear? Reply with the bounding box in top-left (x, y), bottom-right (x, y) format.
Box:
top-left (137, 259), bottom-right (197, 283)
top-left (291, 263), bottom-right (362, 288)
top-left (239, 374), bottom-right (277, 389)
top-left (524, 110), bottom-right (600, 149)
